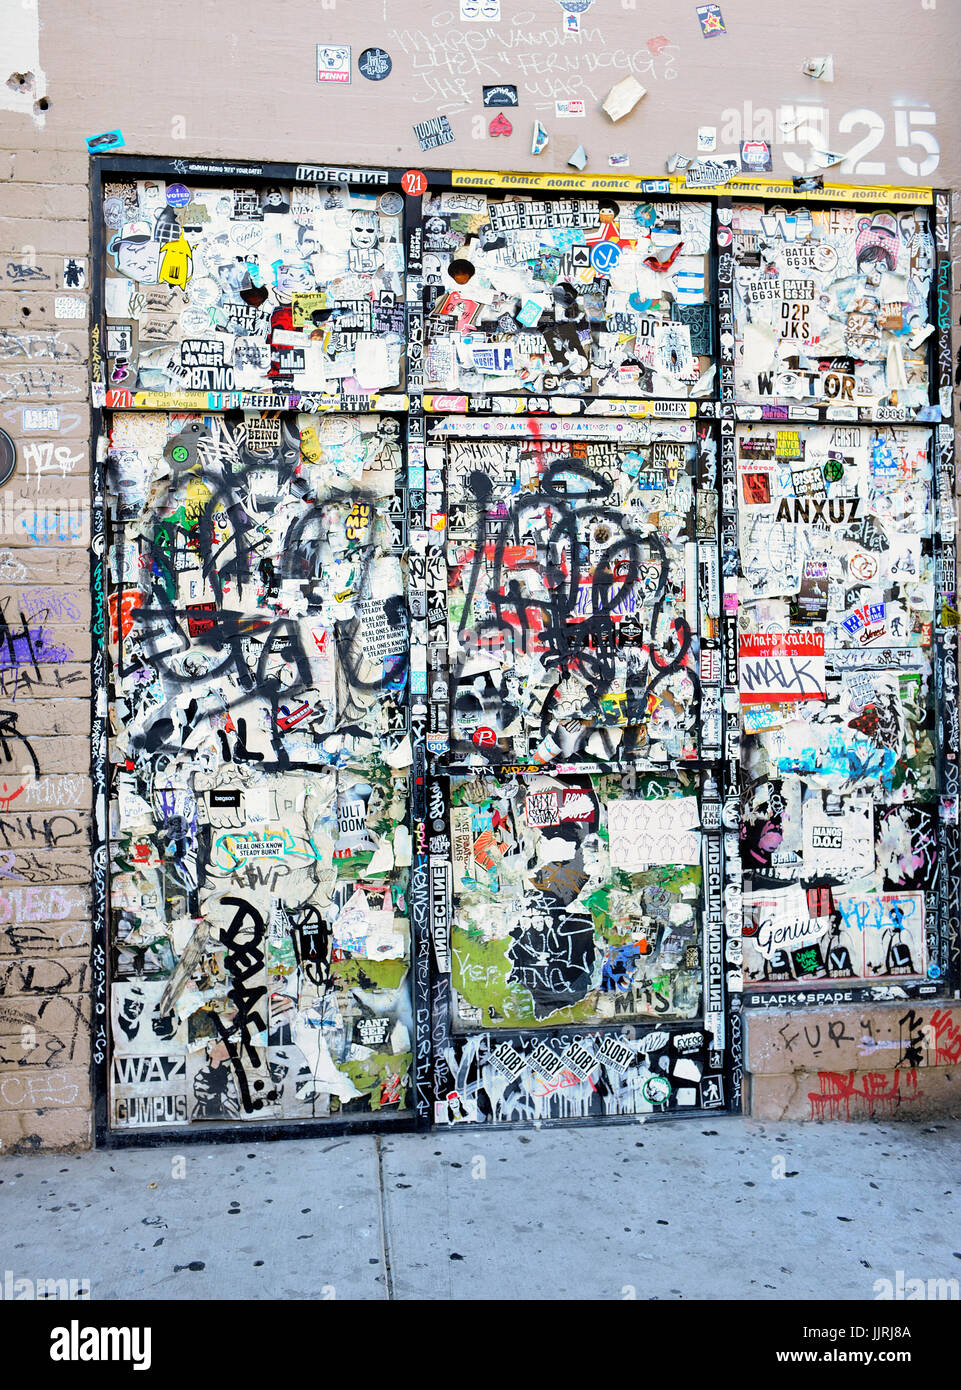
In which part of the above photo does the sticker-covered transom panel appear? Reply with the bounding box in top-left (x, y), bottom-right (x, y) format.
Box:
top-left (730, 203), bottom-right (935, 413)
top-left (423, 192), bottom-right (712, 397)
top-left (102, 180), bottom-right (405, 398)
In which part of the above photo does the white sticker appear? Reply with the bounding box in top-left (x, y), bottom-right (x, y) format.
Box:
top-left (316, 45), bottom-right (351, 83)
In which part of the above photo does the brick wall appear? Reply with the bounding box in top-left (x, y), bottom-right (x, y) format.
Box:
top-left (745, 1002), bottom-right (961, 1122)
top-left (0, 137), bottom-right (93, 1153)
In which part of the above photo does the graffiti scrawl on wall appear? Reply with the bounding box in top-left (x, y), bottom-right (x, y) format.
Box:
top-left (105, 411), bottom-right (412, 1127)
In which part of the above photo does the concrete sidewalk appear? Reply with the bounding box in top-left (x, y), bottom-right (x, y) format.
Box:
top-left (1, 1117), bottom-right (959, 1300)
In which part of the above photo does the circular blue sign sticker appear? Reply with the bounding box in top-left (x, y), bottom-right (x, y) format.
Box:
top-left (165, 183), bottom-right (191, 207)
top-left (358, 47), bottom-right (392, 80)
top-left (590, 240), bottom-right (621, 275)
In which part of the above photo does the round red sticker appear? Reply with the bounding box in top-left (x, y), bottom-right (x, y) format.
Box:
top-left (401, 169), bottom-right (428, 197)
top-left (472, 727), bottom-right (497, 747)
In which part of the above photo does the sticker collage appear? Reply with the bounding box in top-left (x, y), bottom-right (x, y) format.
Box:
top-left (92, 165), bottom-right (957, 1134)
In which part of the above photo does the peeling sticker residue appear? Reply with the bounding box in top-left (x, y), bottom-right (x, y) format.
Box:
top-left (1, 5), bottom-right (47, 124)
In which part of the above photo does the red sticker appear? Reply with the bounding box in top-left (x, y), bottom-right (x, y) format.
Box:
top-left (472, 727), bottom-right (497, 746)
top-left (401, 169), bottom-right (428, 196)
top-left (489, 113), bottom-right (513, 137)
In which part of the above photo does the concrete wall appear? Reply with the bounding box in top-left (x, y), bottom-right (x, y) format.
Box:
top-left (0, 0), bottom-right (959, 1149)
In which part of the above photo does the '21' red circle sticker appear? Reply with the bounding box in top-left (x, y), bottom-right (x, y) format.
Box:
top-left (401, 169), bottom-right (428, 196)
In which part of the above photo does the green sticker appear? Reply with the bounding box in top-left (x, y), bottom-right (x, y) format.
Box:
top-left (823, 460), bottom-right (843, 482)
top-left (642, 1075), bottom-right (672, 1105)
top-left (171, 445), bottom-right (189, 462)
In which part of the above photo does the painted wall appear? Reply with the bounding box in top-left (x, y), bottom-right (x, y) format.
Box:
top-left (0, 0), bottom-right (958, 1149)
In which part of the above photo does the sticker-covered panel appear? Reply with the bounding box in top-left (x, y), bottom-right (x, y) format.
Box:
top-left (432, 1024), bottom-right (726, 1125)
top-left (735, 423), bottom-right (939, 990)
top-left (447, 773), bottom-right (705, 1031)
top-left (423, 193), bottom-right (712, 397)
top-left (439, 429), bottom-right (705, 768)
top-left (730, 202), bottom-right (935, 415)
top-left (102, 180), bottom-right (406, 399)
top-left (106, 412), bottom-right (412, 1128)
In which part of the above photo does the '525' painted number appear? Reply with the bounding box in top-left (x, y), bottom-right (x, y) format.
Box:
top-left (783, 107), bottom-right (939, 178)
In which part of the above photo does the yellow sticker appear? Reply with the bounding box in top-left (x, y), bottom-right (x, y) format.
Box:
top-left (291, 292), bottom-right (328, 328)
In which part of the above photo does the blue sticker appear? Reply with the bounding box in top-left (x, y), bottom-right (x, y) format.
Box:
top-left (696, 4), bottom-right (726, 36)
top-left (358, 47), bottom-right (392, 80)
top-left (85, 129), bottom-right (125, 153)
top-left (590, 241), bottom-right (621, 275)
top-left (165, 183), bottom-right (191, 208)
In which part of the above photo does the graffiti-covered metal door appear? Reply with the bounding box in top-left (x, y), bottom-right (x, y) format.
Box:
top-left (422, 415), bottom-right (730, 1122)
top-left (104, 410), bottom-right (413, 1129)
top-left (95, 167), bottom-right (416, 1135)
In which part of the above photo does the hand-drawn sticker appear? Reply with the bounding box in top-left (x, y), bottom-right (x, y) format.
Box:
top-left (0, 430), bottom-right (16, 487)
top-left (316, 45), bottom-right (351, 83)
top-left (358, 47), bottom-right (392, 80)
top-left (696, 4), bottom-right (725, 36)
top-left (86, 129), bottom-right (125, 153)
top-left (461, 0), bottom-right (500, 17)
top-left (377, 191), bottom-right (404, 217)
top-left (62, 257), bottom-right (87, 289)
top-left (557, 0), bottom-right (595, 11)
top-left (489, 113), bottom-right (513, 137)
top-left (483, 84), bottom-right (518, 106)
top-left (401, 169), bottom-right (428, 196)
